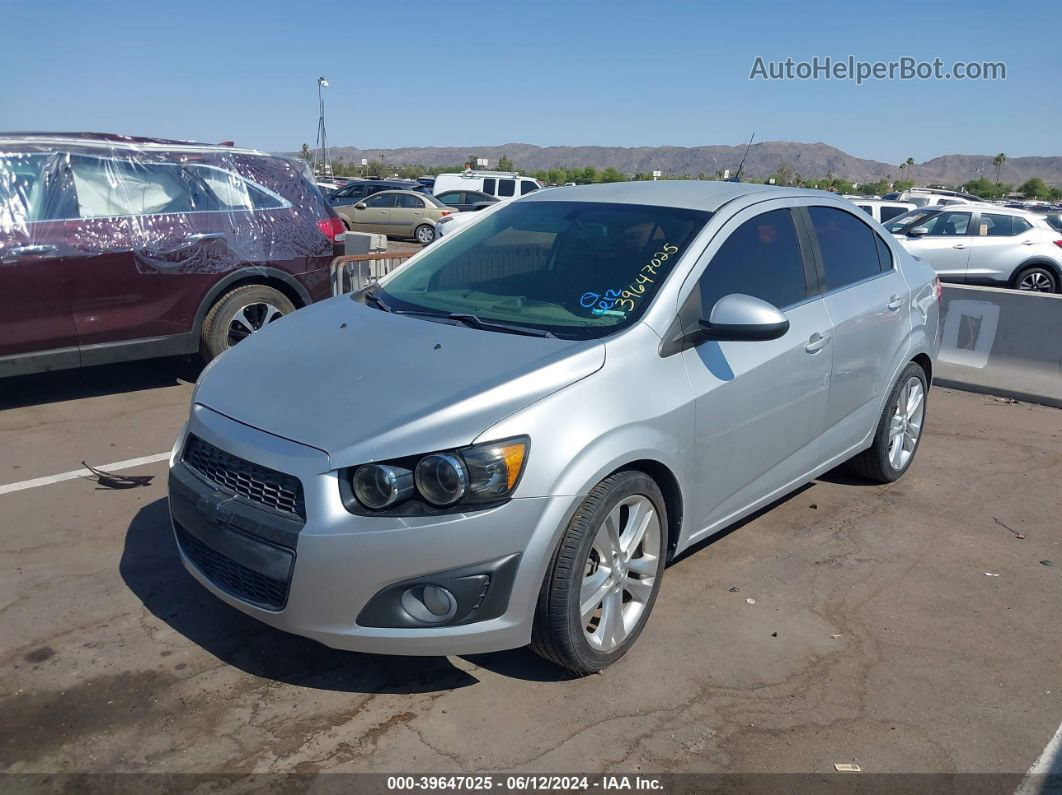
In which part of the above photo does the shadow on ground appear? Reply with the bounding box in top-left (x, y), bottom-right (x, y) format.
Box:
top-left (0, 357), bottom-right (202, 410)
top-left (121, 498), bottom-right (481, 694)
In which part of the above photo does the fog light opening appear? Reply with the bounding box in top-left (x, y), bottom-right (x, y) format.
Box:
top-left (400, 584), bottom-right (458, 624)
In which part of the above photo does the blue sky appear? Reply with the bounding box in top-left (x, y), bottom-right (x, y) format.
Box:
top-left (2, 0), bottom-right (1058, 162)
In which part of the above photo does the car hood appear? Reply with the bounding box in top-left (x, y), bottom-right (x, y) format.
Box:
top-left (193, 297), bottom-right (605, 469)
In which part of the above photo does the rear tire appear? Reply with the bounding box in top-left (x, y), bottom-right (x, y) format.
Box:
top-left (199, 284), bottom-right (295, 362)
top-left (414, 224), bottom-right (435, 245)
top-left (846, 362), bottom-right (928, 483)
top-left (530, 471), bottom-right (667, 674)
top-left (1012, 265), bottom-right (1058, 293)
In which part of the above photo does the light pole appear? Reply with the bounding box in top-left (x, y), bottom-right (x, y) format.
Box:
top-left (313, 77), bottom-right (332, 179)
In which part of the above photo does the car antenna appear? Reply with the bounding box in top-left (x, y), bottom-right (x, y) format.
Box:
top-left (729, 132), bottom-right (755, 183)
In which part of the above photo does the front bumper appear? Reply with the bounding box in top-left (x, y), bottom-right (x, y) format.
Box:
top-left (168, 404), bottom-right (573, 656)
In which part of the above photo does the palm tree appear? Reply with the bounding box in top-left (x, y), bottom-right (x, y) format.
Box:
top-left (993, 153), bottom-right (1006, 184)
top-left (905, 157), bottom-right (915, 184)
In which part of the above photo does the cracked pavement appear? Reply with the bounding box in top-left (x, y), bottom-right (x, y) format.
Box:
top-left (1, 359), bottom-right (1060, 775)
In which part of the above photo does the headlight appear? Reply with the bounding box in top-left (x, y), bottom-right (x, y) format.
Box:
top-left (415, 453), bottom-right (469, 506)
top-left (352, 464), bottom-right (414, 509)
top-left (344, 437), bottom-right (529, 513)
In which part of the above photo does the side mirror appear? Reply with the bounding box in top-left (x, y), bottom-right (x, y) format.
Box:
top-left (698, 294), bottom-right (789, 342)
top-left (907, 226), bottom-right (929, 237)
top-left (354, 202), bottom-right (368, 210)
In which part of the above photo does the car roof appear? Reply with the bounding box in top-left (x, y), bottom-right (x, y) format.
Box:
top-left (944, 202), bottom-right (1042, 218)
top-left (0, 131), bottom-right (266, 156)
top-left (518, 180), bottom-right (835, 212)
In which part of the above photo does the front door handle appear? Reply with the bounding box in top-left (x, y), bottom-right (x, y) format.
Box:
top-left (1, 243), bottom-right (57, 263)
top-left (887, 295), bottom-right (904, 311)
top-left (952, 244), bottom-right (967, 249)
top-left (805, 332), bottom-right (830, 353)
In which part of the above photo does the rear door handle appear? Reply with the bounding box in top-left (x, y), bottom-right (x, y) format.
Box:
top-left (887, 295), bottom-right (904, 311)
top-left (952, 244), bottom-right (967, 249)
top-left (183, 232), bottom-right (225, 244)
top-left (805, 332), bottom-right (830, 353)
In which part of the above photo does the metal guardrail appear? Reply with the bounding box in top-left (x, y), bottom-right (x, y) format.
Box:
top-left (330, 253), bottom-right (412, 296)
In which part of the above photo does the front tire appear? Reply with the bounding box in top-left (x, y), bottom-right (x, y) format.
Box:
top-left (199, 284), bottom-right (295, 362)
top-left (1013, 265), bottom-right (1058, 293)
top-left (846, 362), bottom-right (928, 483)
top-left (531, 471), bottom-right (667, 674)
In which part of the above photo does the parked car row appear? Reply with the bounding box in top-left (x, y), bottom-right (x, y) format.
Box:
top-left (0, 132), bottom-right (343, 377)
top-left (325, 170), bottom-right (543, 242)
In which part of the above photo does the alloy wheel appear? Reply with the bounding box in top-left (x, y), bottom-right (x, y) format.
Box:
top-left (415, 225), bottom-right (435, 244)
top-left (887, 376), bottom-right (925, 471)
top-left (226, 302), bottom-right (285, 347)
top-left (580, 495), bottom-right (662, 652)
top-left (1018, 271), bottom-right (1054, 292)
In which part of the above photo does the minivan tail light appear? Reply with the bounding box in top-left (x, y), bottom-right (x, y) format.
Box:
top-left (1053, 240), bottom-right (1062, 250)
top-left (933, 276), bottom-right (943, 305)
top-left (316, 217), bottom-right (345, 242)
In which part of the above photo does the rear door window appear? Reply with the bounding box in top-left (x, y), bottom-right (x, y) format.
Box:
top-left (497, 179), bottom-right (516, 197)
top-left (878, 205), bottom-right (908, 223)
top-left (520, 180), bottom-right (539, 195)
top-left (395, 193), bottom-right (424, 209)
top-left (807, 206), bottom-right (883, 291)
top-left (70, 156), bottom-right (212, 218)
top-left (481, 178), bottom-right (496, 195)
top-left (700, 208), bottom-right (809, 311)
top-left (978, 213), bottom-right (1029, 237)
top-left (436, 192), bottom-right (462, 206)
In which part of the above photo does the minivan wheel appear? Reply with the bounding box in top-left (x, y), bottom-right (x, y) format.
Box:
top-left (530, 471), bottom-right (667, 674)
top-left (414, 224), bottom-right (435, 245)
top-left (1013, 266), bottom-right (1058, 293)
top-left (846, 362), bottom-right (928, 483)
top-left (200, 284), bottom-right (295, 361)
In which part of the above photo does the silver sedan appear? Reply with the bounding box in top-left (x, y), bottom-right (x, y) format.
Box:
top-left (168, 181), bottom-right (940, 673)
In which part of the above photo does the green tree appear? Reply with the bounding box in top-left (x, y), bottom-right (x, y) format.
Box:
top-left (1018, 177), bottom-right (1050, 199)
top-left (497, 155), bottom-right (514, 172)
top-left (893, 179), bottom-right (915, 191)
top-left (905, 157), bottom-right (915, 184)
top-left (993, 153), bottom-right (1006, 184)
top-left (298, 143), bottom-right (312, 162)
top-left (600, 167), bottom-right (626, 183)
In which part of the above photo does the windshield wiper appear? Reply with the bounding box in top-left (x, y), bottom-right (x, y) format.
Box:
top-left (359, 287), bottom-right (393, 313)
top-left (445, 313), bottom-right (556, 338)
top-left (393, 309), bottom-right (555, 338)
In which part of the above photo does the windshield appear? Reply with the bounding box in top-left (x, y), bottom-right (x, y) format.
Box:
top-left (885, 208), bottom-right (940, 233)
top-left (373, 200), bottom-right (710, 339)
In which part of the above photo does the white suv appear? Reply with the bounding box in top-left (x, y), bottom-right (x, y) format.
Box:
top-left (433, 170), bottom-right (542, 200)
top-left (887, 204), bottom-right (1062, 292)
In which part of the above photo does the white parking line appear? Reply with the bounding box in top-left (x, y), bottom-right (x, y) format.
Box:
top-left (1016, 718), bottom-right (1062, 794)
top-left (0, 453), bottom-right (170, 496)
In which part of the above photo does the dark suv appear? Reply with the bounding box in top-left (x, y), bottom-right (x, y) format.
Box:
top-left (0, 133), bottom-right (344, 378)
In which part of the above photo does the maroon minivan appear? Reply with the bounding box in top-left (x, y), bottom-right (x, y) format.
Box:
top-left (0, 132), bottom-right (344, 377)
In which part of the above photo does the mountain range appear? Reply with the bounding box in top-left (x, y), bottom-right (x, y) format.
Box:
top-left (304, 141), bottom-right (1062, 186)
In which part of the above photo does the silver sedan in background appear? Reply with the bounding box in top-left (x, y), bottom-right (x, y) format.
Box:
top-left (168, 181), bottom-right (939, 673)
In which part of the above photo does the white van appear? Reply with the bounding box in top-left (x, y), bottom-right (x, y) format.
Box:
top-left (851, 199), bottom-right (916, 224)
top-left (433, 170), bottom-right (542, 200)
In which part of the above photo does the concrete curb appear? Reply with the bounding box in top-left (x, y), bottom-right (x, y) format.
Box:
top-left (937, 284), bottom-right (1062, 408)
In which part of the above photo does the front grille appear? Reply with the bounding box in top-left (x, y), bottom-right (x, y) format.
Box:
top-left (182, 434), bottom-right (305, 520)
top-left (175, 524), bottom-right (290, 610)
